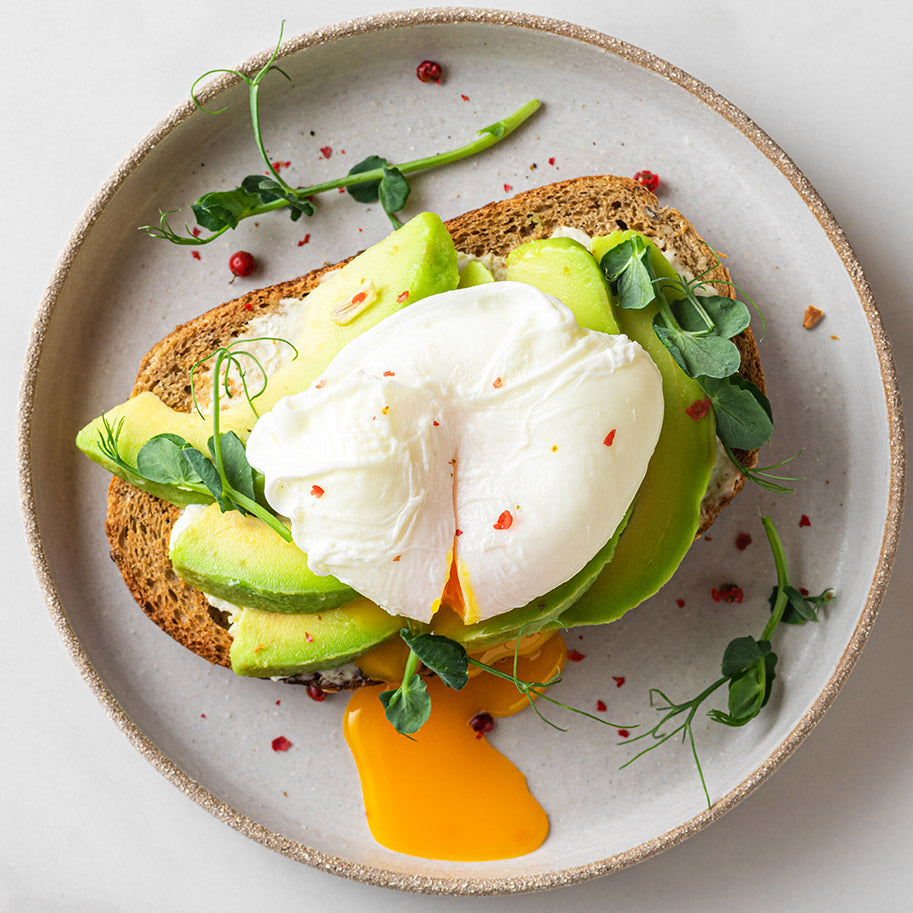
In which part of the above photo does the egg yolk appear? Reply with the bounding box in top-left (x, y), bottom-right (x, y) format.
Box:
top-left (343, 631), bottom-right (567, 861)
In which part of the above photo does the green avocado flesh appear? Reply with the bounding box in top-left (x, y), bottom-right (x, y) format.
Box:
top-left (229, 598), bottom-right (401, 677)
top-left (170, 503), bottom-right (354, 613)
top-left (75, 211), bottom-right (459, 506)
top-left (557, 231), bottom-right (716, 628)
top-left (505, 237), bottom-right (621, 334)
top-left (457, 259), bottom-right (494, 287)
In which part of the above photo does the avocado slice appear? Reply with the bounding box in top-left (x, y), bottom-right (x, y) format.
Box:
top-left (229, 598), bottom-right (401, 677)
top-left (558, 231), bottom-right (716, 627)
top-left (76, 212), bottom-right (460, 506)
top-left (170, 503), bottom-right (355, 613)
top-left (457, 259), bottom-right (495, 288)
top-left (504, 237), bottom-right (620, 334)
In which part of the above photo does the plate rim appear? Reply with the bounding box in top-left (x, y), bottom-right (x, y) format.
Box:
top-left (17, 6), bottom-right (906, 896)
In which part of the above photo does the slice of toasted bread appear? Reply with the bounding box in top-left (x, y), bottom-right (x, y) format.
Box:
top-left (104, 175), bottom-right (763, 687)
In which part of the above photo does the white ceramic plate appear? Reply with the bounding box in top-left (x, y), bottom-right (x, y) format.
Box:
top-left (19, 9), bottom-right (903, 895)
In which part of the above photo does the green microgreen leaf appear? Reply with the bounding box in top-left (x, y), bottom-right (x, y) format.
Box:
top-left (379, 674), bottom-right (431, 736)
top-left (342, 159), bottom-right (411, 227)
top-left (719, 635), bottom-right (772, 678)
top-left (399, 629), bottom-right (468, 691)
top-left (599, 237), bottom-right (658, 310)
top-left (652, 314), bottom-right (743, 379)
top-left (208, 432), bottom-right (256, 507)
top-left (345, 155), bottom-right (388, 203)
top-left (240, 175), bottom-right (316, 221)
top-left (180, 447), bottom-right (227, 508)
top-left (700, 374), bottom-right (773, 450)
top-left (378, 648), bottom-right (430, 736)
top-left (191, 187), bottom-right (263, 232)
top-left (670, 293), bottom-right (751, 339)
top-left (136, 433), bottom-right (204, 485)
top-left (769, 584), bottom-right (833, 625)
top-left (709, 650), bottom-right (777, 726)
top-left (378, 166), bottom-right (410, 228)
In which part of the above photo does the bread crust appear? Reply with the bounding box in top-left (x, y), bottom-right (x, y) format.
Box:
top-left (104, 176), bottom-right (764, 685)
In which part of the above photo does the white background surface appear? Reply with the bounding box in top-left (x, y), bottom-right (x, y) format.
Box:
top-left (4, 1), bottom-right (911, 909)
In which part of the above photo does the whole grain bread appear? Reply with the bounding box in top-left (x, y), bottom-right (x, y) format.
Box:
top-left (105, 176), bottom-right (763, 687)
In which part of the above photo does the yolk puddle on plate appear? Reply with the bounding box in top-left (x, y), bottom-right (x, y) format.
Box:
top-left (343, 631), bottom-right (567, 861)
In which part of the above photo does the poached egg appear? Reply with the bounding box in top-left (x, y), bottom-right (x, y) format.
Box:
top-left (246, 281), bottom-right (664, 624)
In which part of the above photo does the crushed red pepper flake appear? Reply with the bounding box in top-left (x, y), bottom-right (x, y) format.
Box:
top-left (603, 429), bottom-right (617, 447)
top-left (310, 485), bottom-right (325, 498)
top-left (548, 156), bottom-right (556, 166)
top-left (351, 291), bottom-right (368, 306)
top-left (503, 183), bottom-right (513, 193)
top-left (393, 555), bottom-right (401, 562)
top-left (272, 735), bottom-right (293, 752)
top-left (191, 251), bottom-right (201, 260)
top-left (315, 379), bottom-right (326, 389)
top-left (338, 187), bottom-right (345, 193)
top-left (799, 514), bottom-right (811, 527)
top-left (191, 227), bottom-right (201, 237)
top-left (455, 529), bottom-right (463, 536)
top-left (612, 676), bottom-right (626, 688)
top-left (397, 290), bottom-right (410, 303)
top-left (383, 370), bottom-right (395, 377)
top-left (711, 584), bottom-right (744, 604)
top-left (319, 146), bottom-right (332, 159)
top-left (676, 598), bottom-right (686, 608)
top-left (618, 729), bottom-right (630, 739)
top-left (566, 649), bottom-right (586, 662)
top-left (275, 700), bottom-right (281, 706)
top-left (800, 587), bottom-right (810, 596)
top-left (685, 397), bottom-right (711, 420)
top-left (596, 700), bottom-right (607, 712)
top-left (297, 234), bottom-right (311, 246)
top-left (304, 632), bottom-right (314, 643)
top-left (493, 510), bottom-right (513, 530)
top-left (244, 302), bottom-right (253, 311)
top-left (735, 532), bottom-right (753, 551)
top-left (433, 420), bottom-right (440, 426)
top-left (492, 376), bottom-right (503, 388)
top-left (460, 93), bottom-right (470, 101)
top-left (200, 713), bottom-right (206, 718)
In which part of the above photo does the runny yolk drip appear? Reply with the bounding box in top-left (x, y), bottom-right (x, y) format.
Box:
top-left (343, 631), bottom-right (567, 861)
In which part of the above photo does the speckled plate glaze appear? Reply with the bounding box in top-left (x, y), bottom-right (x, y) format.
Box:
top-left (19, 8), bottom-right (903, 895)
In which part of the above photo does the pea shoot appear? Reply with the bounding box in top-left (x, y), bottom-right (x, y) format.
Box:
top-left (601, 234), bottom-right (802, 490)
top-left (620, 516), bottom-right (833, 807)
top-left (96, 338), bottom-right (297, 542)
top-left (140, 22), bottom-right (541, 242)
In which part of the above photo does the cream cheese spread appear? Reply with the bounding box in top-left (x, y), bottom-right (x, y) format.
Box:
top-left (246, 281), bottom-right (664, 625)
